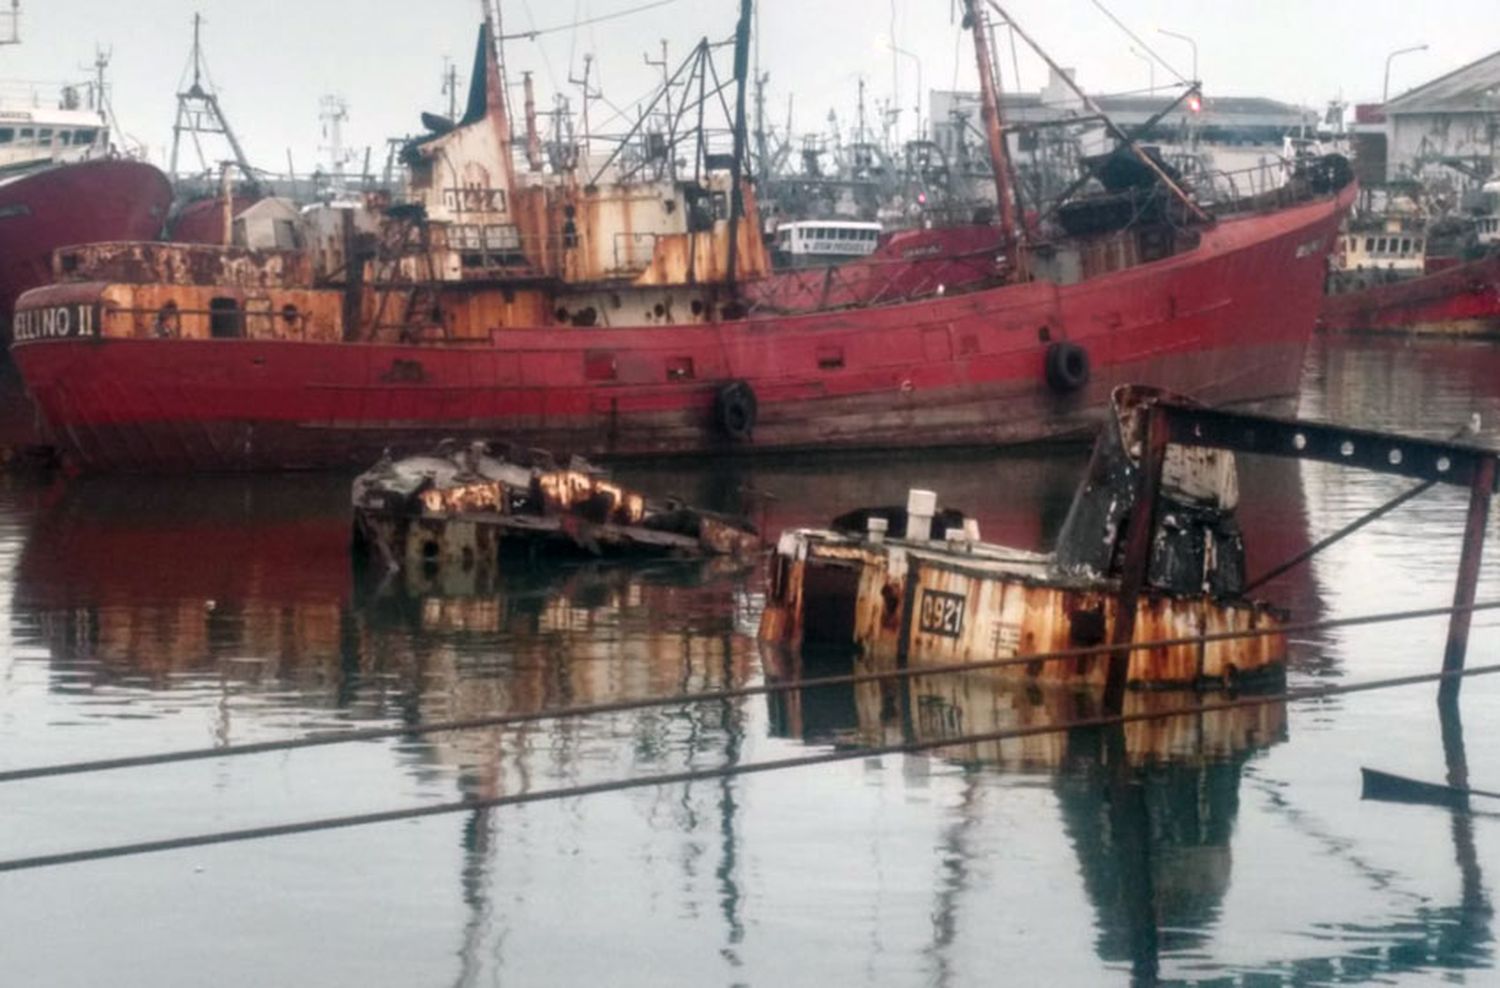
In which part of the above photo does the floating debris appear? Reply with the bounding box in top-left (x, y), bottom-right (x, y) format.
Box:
top-left (352, 441), bottom-right (759, 589)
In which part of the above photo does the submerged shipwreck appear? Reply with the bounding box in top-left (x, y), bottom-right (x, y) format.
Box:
top-left (352, 441), bottom-right (758, 590)
top-left (759, 385), bottom-right (1500, 695)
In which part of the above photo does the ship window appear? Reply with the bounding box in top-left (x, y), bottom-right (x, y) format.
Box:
top-left (1401, 238), bottom-right (1411, 253)
top-left (484, 224), bottom-right (514, 250)
top-left (209, 297), bottom-right (243, 338)
top-left (36, 128), bottom-right (52, 147)
top-left (74, 128), bottom-right (97, 145)
top-left (17, 128), bottom-right (32, 141)
top-left (56, 131), bottom-right (71, 146)
top-left (0, 128), bottom-right (12, 143)
top-left (1364, 237), bottom-right (1374, 252)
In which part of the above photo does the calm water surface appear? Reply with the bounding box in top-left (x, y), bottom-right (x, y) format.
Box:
top-left (2, 334), bottom-right (1499, 986)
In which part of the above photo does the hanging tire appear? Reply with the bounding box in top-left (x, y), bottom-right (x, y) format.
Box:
top-left (715, 380), bottom-right (758, 441)
top-left (1044, 341), bottom-right (1090, 394)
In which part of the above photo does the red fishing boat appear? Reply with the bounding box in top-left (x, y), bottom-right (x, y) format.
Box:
top-left (0, 16), bottom-right (173, 449)
top-left (1320, 233), bottom-right (1500, 337)
top-left (10, 1), bottom-right (1355, 473)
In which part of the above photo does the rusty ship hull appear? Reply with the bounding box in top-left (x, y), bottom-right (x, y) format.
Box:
top-left (12, 187), bottom-right (1350, 473)
top-left (1319, 251), bottom-right (1500, 337)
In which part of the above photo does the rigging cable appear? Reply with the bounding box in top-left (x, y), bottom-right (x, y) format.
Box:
top-left (503, 0), bottom-right (679, 43)
top-left (2, 661), bottom-right (1498, 873)
top-left (3, 598), bottom-right (1500, 785)
top-left (1085, 0), bottom-right (1187, 84)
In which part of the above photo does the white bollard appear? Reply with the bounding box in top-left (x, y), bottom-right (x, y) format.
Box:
top-left (906, 489), bottom-right (937, 543)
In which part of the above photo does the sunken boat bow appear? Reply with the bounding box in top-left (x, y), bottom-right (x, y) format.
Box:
top-left (759, 386), bottom-right (1286, 691)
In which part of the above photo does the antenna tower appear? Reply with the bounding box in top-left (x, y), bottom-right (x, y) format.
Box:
top-left (318, 94), bottom-right (355, 190)
top-left (169, 12), bottom-right (256, 183)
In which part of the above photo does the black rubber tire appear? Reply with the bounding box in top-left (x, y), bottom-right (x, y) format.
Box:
top-left (1044, 341), bottom-right (1090, 394)
top-left (715, 380), bottom-right (758, 441)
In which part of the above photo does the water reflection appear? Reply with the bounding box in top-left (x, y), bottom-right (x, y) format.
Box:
top-left (769, 647), bottom-right (1287, 983)
top-left (2, 336), bottom-right (1497, 984)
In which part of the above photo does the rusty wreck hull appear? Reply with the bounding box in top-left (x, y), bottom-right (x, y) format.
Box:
top-left (1319, 251), bottom-right (1500, 337)
top-left (759, 540), bottom-right (1286, 690)
top-left (12, 191), bottom-right (1347, 472)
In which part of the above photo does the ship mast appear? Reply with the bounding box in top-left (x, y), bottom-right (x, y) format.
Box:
top-left (170, 13), bottom-right (257, 188)
top-left (962, 0), bottom-right (1020, 261)
top-left (724, 0), bottom-right (752, 293)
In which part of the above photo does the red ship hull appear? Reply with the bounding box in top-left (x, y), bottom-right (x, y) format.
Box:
top-left (0, 158), bottom-right (172, 447)
top-left (1318, 252), bottom-right (1500, 337)
top-left (13, 187), bottom-right (1353, 473)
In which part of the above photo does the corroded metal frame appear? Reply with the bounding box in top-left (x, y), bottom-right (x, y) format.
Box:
top-left (1104, 397), bottom-right (1499, 713)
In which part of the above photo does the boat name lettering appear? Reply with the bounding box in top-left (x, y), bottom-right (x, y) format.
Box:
top-left (918, 588), bottom-right (965, 638)
top-left (13, 304), bottom-right (96, 343)
top-left (442, 186), bottom-right (508, 214)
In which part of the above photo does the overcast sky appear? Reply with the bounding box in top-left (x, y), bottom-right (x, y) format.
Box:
top-left (2, 0), bottom-right (1494, 175)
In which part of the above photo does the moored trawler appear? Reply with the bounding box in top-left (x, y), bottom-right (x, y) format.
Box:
top-left (10, 0), bottom-right (1354, 473)
top-left (1320, 223), bottom-right (1500, 337)
top-left (0, 22), bottom-right (172, 450)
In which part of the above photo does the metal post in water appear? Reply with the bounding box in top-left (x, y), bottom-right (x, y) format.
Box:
top-left (1440, 454), bottom-right (1496, 703)
top-left (1104, 404), bottom-right (1169, 714)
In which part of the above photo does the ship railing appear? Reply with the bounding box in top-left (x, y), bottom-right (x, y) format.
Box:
top-left (1191, 158), bottom-right (1321, 213)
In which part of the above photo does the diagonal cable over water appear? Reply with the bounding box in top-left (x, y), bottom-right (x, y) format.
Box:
top-left (2, 599), bottom-right (1499, 785)
top-left (2, 662), bottom-right (1498, 873)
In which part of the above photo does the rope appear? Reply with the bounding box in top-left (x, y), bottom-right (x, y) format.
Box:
top-left (4, 598), bottom-right (1498, 785)
top-left (3, 661), bottom-right (1496, 873)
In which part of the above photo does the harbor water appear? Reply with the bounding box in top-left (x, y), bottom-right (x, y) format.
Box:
top-left (2, 333), bottom-right (1498, 986)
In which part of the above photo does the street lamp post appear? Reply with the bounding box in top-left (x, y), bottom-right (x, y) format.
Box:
top-left (1384, 44), bottom-right (1428, 104)
top-left (1157, 27), bottom-right (1198, 84)
top-left (888, 42), bottom-right (924, 142)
